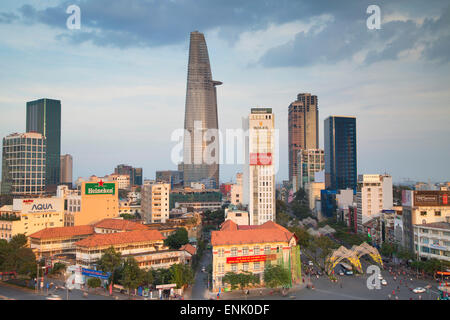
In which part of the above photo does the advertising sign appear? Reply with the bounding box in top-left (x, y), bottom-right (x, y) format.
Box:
top-left (18, 198), bottom-right (63, 214)
top-left (413, 191), bottom-right (450, 206)
top-left (226, 254), bottom-right (276, 264)
top-left (249, 153), bottom-right (272, 166)
top-left (81, 268), bottom-right (111, 280)
top-left (85, 182), bottom-right (115, 195)
top-left (402, 190), bottom-right (413, 207)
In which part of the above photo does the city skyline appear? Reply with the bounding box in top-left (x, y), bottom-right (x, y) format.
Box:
top-left (0, 1), bottom-right (449, 184)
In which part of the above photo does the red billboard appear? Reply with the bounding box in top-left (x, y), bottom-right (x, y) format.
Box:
top-left (250, 153), bottom-right (272, 165)
top-left (226, 254), bottom-right (276, 264)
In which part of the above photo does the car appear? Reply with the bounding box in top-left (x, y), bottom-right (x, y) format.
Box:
top-left (378, 274), bottom-right (383, 280)
top-left (381, 279), bottom-right (388, 286)
top-left (345, 270), bottom-right (353, 275)
top-left (201, 266), bottom-right (206, 272)
top-left (413, 287), bottom-right (426, 294)
top-left (46, 294), bottom-right (62, 300)
top-left (308, 261), bottom-right (313, 266)
top-left (339, 271), bottom-right (344, 276)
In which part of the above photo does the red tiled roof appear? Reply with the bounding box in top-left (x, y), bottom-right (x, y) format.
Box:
top-left (28, 225), bottom-right (94, 240)
top-left (211, 220), bottom-right (295, 246)
top-left (93, 218), bottom-right (148, 231)
top-left (75, 229), bottom-right (166, 248)
top-left (180, 243), bottom-right (197, 256)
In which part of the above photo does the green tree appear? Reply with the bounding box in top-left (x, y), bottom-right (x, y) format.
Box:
top-left (121, 257), bottom-right (143, 296)
top-left (263, 264), bottom-right (291, 290)
top-left (164, 228), bottom-right (189, 249)
top-left (118, 189), bottom-right (128, 200)
top-left (316, 236), bottom-right (337, 269)
top-left (119, 213), bottom-right (135, 220)
top-left (276, 211), bottom-right (290, 227)
top-left (222, 272), bottom-right (241, 290)
top-left (141, 269), bottom-right (154, 288)
top-left (97, 246), bottom-right (122, 291)
top-left (9, 234), bottom-right (28, 249)
top-left (289, 226), bottom-right (311, 249)
top-left (87, 277), bottom-right (102, 291)
top-left (169, 263), bottom-right (194, 289)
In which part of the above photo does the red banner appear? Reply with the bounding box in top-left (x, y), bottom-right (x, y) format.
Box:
top-left (226, 254), bottom-right (275, 264)
top-left (250, 153), bottom-right (272, 165)
top-left (443, 194), bottom-right (448, 205)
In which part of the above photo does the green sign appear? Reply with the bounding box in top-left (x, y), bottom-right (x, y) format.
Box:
top-left (85, 183), bottom-right (115, 195)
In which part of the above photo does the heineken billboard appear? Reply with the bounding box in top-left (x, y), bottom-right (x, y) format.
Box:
top-left (85, 182), bottom-right (115, 195)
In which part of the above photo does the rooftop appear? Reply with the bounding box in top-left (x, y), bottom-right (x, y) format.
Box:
top-left (93, 218), bottom-right (148, 231)
top-left (211, 220), bottom-right (296, 246)
top-left (29, 225), bottom-right (94, 240)
top-left (180, 243), bottom-right (197, 256)
top-left (75, 229), bottom-right (166, 248)
top-left (415, 222), bottom-right (450, 230)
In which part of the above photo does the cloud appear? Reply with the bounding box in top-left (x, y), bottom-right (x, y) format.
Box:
top-left (259, 4), bottom-right (450, 67)
top-left (0, 12), bottom-right (19, 23)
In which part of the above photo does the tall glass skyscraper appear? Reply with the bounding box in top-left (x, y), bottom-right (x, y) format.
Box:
top-left (182, 31), bottom-right (221, 188)
top-left (26, 98), bottom-right (61, 191)
top-left (324, 116), bottom-right (357, 191)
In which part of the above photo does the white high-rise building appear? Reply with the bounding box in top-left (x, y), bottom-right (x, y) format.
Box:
top-left (356, 174), bottom-right (393, 233)
top-left (141, 181), bottom-right (170, 224)
top-left (243, 108), bottom-right (275, 225)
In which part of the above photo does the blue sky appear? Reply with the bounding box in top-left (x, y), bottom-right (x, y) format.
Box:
top-left (0, 0), bottom-right (449, 184)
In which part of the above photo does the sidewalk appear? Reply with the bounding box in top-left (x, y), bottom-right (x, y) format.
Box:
top-left (204, 283), bottom-right (307, 300)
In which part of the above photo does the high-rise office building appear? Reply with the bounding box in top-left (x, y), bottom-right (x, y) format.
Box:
top-left (114, 164), bottom-right (143, 186)
top-left (1, 132), bottom-right (46, 195)
top-left (26, 98), bottom-right (61, 191)
top-left (243, 108), bottom-right (276, 225)
top-left (296, 149), bottom-right (324, 190)
top-left (183, 31), bottom-right (221, 189)
top-left (60, 154), bottom-right (73, 185)
top-left (324, 116), bottom-right (357, 191)
top-left (288, 93), bottom-right (318, 183)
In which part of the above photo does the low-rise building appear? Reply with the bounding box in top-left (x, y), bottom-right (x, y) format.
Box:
top-left (93, 218), bottom-right (147, 234)
top-left (211, 220), bottom-right (299, 292)
top-left (224, 207), bottom-right (249, 226)
top-left (28, 225), bottom-right (94, 260)
top-left (74, 230), bottom-right (188, 269)
top-left (414, 220), bottom-right (450, 262)
top-left (0, 198), bottom-right (65, 240)
top-left (402, 190), bottom-right (450, 252)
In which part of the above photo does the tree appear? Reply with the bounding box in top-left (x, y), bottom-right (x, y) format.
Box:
top-left (152, 268), bottom-right (172, 285)
top-left (87, 277), bottom-right (102, 291)
top-left (141, 269), bottom-right (154, 288)
top-left (119, 213), bottom-right (135, 220)
top-left (118, 189), bottom-right (129, 200)
top-left (121, 257), bottom-right (143, 296)
top-left (9, 234), bottom-right (28, 249)
top-left (276, 211), bottom-right (290, 227)
top-left (222, 272), bottom-right (241, 291)
top-left (164, 228), bottom-right (189, 249)
top-left (170, 263), bottom-right (194, 289)
top-left (289, 226), bottom-right (311, 249)
top-left (263, 264), bottom-right (291, 290)
top-left (380, 243), bottom-right (396, 258)
top-left (97, 246), bottom-right (122, 291)
top-left (316, 236), bottom-right (337, 268)
top-left (276, 200), bottom-right (287, 213)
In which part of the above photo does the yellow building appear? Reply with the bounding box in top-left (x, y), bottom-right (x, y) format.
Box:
top-left (65, 181), bottom-right (119, 226)
top-left (28, 225), bottom-right (95, 260)
top-left (74, 229), bottom-right (190, 269)
top-left (0, 198), bottom-right (65, 241)
top-left (211, 220), bottom-right (298, 292)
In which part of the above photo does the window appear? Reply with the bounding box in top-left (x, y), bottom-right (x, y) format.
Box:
top-left (435, 211), bottom-right (441, 216)
top-left (420, 211), bottom-right (427, 216)
top-left (242, 263), bottom-right (249, 272)
top-left (264, 245), bottom-right (271, 254)
top-left (231, 264), bottom-right (237, 272)
top-left (254, 246), bottom-right (260, 255)
top-left (231, 247), bottom-right (237, 257)
top-left (254, 262), bottom-right (260, 270)
top-left (242, 247), bottom-right (248, 255)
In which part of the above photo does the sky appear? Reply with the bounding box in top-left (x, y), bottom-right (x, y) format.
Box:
top-left (0, 0), bottom-right (449, 184)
